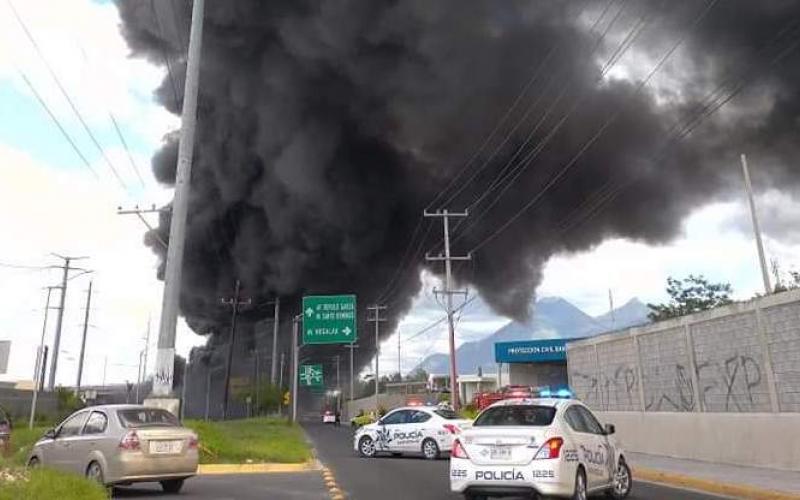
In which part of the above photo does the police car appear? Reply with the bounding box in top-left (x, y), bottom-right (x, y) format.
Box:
top-left (449, 391), bottom-right (632, 499)
top-left (354, 405), bottom-right (471, 460)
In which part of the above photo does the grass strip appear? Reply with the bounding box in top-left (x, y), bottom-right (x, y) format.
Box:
top-left (185, 417), bottom-right (312, 464)
top-left (0, 467), bottom-right (107, 500)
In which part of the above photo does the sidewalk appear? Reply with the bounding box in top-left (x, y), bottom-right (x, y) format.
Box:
top-left (628, 452), bottom-right (800, 499)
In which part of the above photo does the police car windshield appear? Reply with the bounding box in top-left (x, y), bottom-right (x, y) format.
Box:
top-left (473, 405), bottom-right (556, 426)
top-left (433, 409), bottom-right (459, 420)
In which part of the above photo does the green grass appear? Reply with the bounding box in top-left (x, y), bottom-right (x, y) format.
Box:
top-left (1, 426), bottom-right (49, 466)
top-left (0, 467), bottom-right (108, 500)
top-left (185, 417), bottom-right (312, 464)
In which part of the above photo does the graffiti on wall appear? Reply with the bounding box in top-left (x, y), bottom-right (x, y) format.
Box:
top-left (695, 354), bottom-right (764, 411)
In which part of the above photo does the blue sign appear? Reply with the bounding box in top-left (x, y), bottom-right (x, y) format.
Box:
top-left (494, 339), bottom-right (569, 364)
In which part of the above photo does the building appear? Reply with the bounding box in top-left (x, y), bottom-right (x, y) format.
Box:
top-left (494, 339), bottom-right (570, 389)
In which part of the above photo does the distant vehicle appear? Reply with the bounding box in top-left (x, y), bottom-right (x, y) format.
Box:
top-left (354, 405), bottom-right (471, 460)
top-left (322, 410), bottom-right (336, 424)
top-left (450, 397), bottom-right (631, 500)
top-left (0, 406), bottom-right (11, 455)
top-left (27, 404), bottom-right (199, 493)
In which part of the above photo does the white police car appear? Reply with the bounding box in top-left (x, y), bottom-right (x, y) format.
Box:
top-left (354, 405), bottom-right (471, 460)
top-left (449, 392), bottom-right (631, 499)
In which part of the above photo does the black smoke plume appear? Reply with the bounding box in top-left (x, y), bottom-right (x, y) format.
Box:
top-left (115, 0), bottom-right (800, 372)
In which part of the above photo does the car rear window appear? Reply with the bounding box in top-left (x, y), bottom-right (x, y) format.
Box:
top-left (473, 405), bottom-right (556, 427)
top-left (117, 409), bottom-right (179, 428)
top-left (433, 409), bottom-right (459, 420)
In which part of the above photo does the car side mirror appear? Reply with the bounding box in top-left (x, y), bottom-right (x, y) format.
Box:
top-left (604, 424), bottom-right (615, 435)
top-left (44, 428), bottom-right (57, 440)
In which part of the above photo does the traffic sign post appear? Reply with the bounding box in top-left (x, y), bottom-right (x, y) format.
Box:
top-left (302, 295), bottom-right (357, 344)
top-left (299, 364), bottom-right (324, 387)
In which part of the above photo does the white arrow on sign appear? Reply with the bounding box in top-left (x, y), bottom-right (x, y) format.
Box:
top-left (342, 326), bottom-right (352, 336)
top-left (305, 307), bottom-right (314, 317)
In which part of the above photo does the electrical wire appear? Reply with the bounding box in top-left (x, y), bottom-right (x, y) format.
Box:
top-left (7, 0), bottom-right (130, 191)
top-left (465, 0), bottom-right (721, 254)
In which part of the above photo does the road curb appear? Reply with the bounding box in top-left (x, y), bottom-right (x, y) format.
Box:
top-left (634, 466), bottom-right (800, 499)
top-left (321, 466), bottom-right (347, 500)
top-left (197, 461), bottom-right (322, 475)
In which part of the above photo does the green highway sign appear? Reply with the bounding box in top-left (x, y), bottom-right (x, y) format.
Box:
top-left (299, 364), bottom-right (324, 387)
top-left (302, 295), bottom-right (357, 344)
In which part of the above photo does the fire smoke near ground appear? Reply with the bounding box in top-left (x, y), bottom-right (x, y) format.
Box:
top-left (115, 0), bottom-right (800, 370)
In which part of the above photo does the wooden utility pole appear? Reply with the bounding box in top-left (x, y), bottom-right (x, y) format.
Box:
top-left (221, 280), bottom-right (251, 419)
top-left (424, 209), bottom-right (470, 410)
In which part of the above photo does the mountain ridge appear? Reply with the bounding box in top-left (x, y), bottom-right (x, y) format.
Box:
top-left (412, 296), bottom-right (650, 375)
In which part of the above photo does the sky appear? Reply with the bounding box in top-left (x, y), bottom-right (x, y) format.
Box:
top-left (1, 0), bottom-right (800, 386)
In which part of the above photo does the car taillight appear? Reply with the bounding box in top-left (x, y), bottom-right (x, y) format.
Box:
top-left (443, 424), bottom-right (460, 434)
top-left (118, 430), bottom-right (140, 451)
top-left (534, 437), bottom-right (563, 459)
top-left (188, 435), bottom-right (199, 449)
top-left (451, 439), bottom-right (469, 459)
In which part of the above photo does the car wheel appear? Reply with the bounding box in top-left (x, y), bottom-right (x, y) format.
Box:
top-left (463, 494), bottom-right (488, 500)
top-left (572, 467), bottom-right (587, 500)
top-left (161, 479), bottom-right (185, 493)
top-left (358, 436), bottom-right (376, 458)
top-left (607, 458), bottom-right (632, 499)
top-left (27, 457), bottom-right (40, 469)
top-left (391, 452), bottom-right (402, 457)
top-left (421, 438), bottom-right (439, 460)
top-left (86, 461), bottom-right (105, 486)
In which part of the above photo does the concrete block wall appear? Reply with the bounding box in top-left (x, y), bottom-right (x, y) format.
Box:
top-left (568, 288), bottom-right (800, 415)
top-left (567, 290), bottom-right (800, 470)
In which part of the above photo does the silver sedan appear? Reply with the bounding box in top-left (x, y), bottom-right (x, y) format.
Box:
top-left (28, 404), bottom-right (199, 493)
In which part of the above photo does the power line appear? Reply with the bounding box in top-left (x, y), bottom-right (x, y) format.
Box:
top-left (16, 70), bottom-right (98, 178)
top-left (464, 0), bottom-right (721, 254)
top-left (445, 1), bottom-right (654, 249)
top-left (7, 0), bottom-right (130, 191)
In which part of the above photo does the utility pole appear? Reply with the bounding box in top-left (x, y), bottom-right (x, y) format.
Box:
top-left (345, 343), bottom-right (358, 403)
top-left (102, 356), bottom-right (107, 389)
top-left (75, 280), bottom-right (93, 394)
top-left (740, 154), bottom-right (771, 295)
top-left (221, 280), bottom-right (250, 420)
top-left (48, 254), bottom-right (89, 390)
top-left (291, 314), bottom-right (301, 423)
top-left (30, 286), bottom-right (57, 428)
top-left (136, 350), bottom-right (143, 403)
top-left (367, 305), bottom-right (387, 413)
top-left (152, 0), bottom-right (206, 399)
top-left (142, 316), bottom-right (151, 389)
top-left (424, 209), bottom-right (470, 410)
top-left (608, 289), bottom-right (615, 330)
top-left (270, 297), bottom-right (280, 385)
top-left (334, 355), bottom-right (341, 414)
top-left (180, 360), bottom-right (189, 420)
top-left (278, 352), bottom-right (285, 417)
top-left (397, 331), bottom-right (401, 379)
top-left (116, 205), bottom-right (168, 250)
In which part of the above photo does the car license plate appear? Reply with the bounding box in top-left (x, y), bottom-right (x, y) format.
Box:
top-left (150, 440), bottom-right (182, 454)
top-left (489, 446), bottom-right (511, 460)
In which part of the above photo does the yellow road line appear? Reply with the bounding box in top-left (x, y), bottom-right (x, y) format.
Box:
top-left (634, 467), bottom-right (800, 500)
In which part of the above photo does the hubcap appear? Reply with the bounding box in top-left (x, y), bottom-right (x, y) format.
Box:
top-left (87, 464), bottom-right (102, 483)
top-left (424, 442), bottom-right (436, 457)
top-left (614, 463), bottom-right (630, 495)
top-left (361, 439), bottom-right (375, 456)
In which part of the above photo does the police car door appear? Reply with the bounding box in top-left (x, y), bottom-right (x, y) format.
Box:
top-left (377, 409), bottom-right (411, 452)
top-left (402, 410), bottom-right (433, 452)
top-left (574, 405), bottom-right (614, 489)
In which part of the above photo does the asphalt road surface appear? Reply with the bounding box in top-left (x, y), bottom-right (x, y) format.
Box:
top-left (111, 471), bottom-right (329, 499)
top-left (304, 422), bottom-right (730, 500)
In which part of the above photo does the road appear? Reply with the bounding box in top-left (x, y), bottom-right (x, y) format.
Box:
top-left (304, 422), bottom-right (730, 500)
top-left (111, 471), bottom-right (329, 499)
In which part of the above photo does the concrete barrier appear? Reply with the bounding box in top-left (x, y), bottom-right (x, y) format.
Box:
top-left (595, 411), bottom-right (800, 472)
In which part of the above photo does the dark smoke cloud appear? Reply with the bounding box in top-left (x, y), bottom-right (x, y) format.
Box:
top-left (115, 0), bottom-right (800, 371)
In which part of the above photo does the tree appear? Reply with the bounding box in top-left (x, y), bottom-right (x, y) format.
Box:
top-left (647, 275), bottom-right (733, 321)
top-left (405, 367), bottom-right (429, 382)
